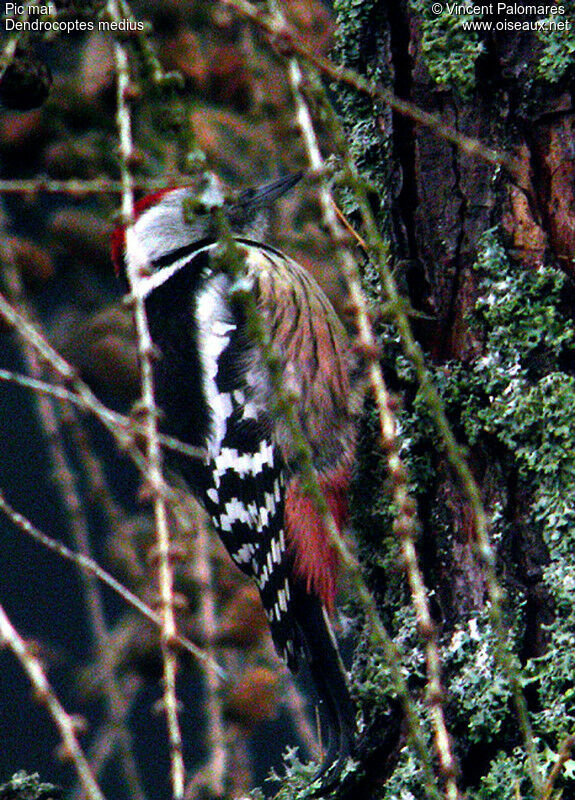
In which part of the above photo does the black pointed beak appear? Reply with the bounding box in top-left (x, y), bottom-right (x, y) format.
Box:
top-left (235, 172), bottom-right (303, 211)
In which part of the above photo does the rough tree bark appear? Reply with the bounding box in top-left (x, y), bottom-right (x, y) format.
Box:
top-left (337, 1), bottom-right (575, 798)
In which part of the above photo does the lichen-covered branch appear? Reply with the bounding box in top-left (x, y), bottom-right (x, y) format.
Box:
top-left (278, 22), bottom-right (458, 798)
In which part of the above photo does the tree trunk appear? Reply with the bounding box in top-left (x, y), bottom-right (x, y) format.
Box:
top-left (337, 2), bottom-right (575, 797)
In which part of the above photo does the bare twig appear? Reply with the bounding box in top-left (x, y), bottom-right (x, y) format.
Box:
top-left (0, 601), bottom-right (106, 800)
top-left (187, 521), bottom-right (228, 797)
top-left (0, 367), bottom-right (205, 462)
top-left (221, 0), bottom-right (520, 178)
top-left (0, 288), bottom-right (147, 479)
top-left (0, 487), bottom-right (226, 677)
top-left (108, 2), bottom-right (185, 794)
top-left (0, 177), bottom-right (179, 196)
top-left (70, 717), bottom-right (144, 800)
top-left (109, 0), bottom-right (179, 88)
top-left (56, 401), bottom-right (127, 549)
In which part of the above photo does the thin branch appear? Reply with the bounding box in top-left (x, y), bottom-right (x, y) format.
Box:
top-left (56, 401), bottom-right (127, 552)
top-left (0, 487), bottom-right (227, 678)
top-left (109, 0), bottom-right (180, 88)
top-left (187, 521), bottom-right (228, 798)
top-left (220, 0), bottom-right (521, 179)
top-left (70, 718), bottom-right (142, 800)
top-left (300, 55), bottom-right (544, 800)
top-left (0, 601), bottom-right (106, 800)
top-left (0, 177), bottom-right (179, 196)
top-left (541, 735), bottom-right (575, 800)
top-left (0, 367), bottom-right (206, 462)
top-left (0, 289), bottom-right (144, 479)
top-left (277, 20), bottom-right (459, 797)
top-left (108, 2), bottom-right (186, 795)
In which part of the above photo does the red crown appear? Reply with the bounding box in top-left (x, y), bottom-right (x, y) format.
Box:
top-left (110, 188), bottom-right (174, 275)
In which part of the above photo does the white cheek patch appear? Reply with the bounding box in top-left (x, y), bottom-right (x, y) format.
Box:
top-left (134, 188), bottom-right (198, 261)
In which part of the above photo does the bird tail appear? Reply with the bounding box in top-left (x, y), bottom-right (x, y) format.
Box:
top-left (291, 583), bottom-right (356, 782)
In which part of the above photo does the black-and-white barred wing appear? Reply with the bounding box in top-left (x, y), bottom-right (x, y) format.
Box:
top-left (201, 417), bottom-right (300, 667)
top-left (194, 270), bottom-right (302, 667)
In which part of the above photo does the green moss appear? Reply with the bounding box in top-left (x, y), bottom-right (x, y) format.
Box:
top-left (446, 613), bottom-right (518, 744)
top-left (536, 0), bottom-right (575, 82)
top-left (380, 746), bottom-right (430, 800)
top-left (434, 231), bottom-right (575, 795)
top-left (468, 750), bottom-right (531, 800)
top-left (331, 3), bottom-right (575, 796)
top-left (409, 1), bottom-right (484, 97)
top-left (409, 0), bottom-right (575, 93)
top-left (402, 229), bottom-right (575, 560)
top-left (358, 228), bottom-right (575, 797)
top-left (471, 232), bottom-right (575, 557)
top-left (333, 0), bottom-right (381, 71)
top-left (331, 0), bottom-right (395, 223)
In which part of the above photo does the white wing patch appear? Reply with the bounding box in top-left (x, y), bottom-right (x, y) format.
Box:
top-left (234, 542), bottom-right (257, 564)
top-left (195, 274), bottom-right (236, 456)
top-left (219, 497), bottom-right (259, 532)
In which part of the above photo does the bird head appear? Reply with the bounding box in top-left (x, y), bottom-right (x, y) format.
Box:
top-left (111, 172), bottom-right (302, 284)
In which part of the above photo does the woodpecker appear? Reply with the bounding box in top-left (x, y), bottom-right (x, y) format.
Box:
top-left (113, 173), bottom-right (362, 778)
